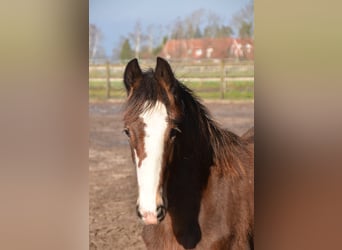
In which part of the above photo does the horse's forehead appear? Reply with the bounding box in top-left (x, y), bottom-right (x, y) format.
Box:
top-left (124, 101), bottom-right (169, 134)
top-left (134, 101), bottom-right (168, 167)
top-left (140, 101), bottom-right (168, 121)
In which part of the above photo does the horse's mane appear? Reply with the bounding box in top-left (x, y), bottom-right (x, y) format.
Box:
top-left (124, 69), bottom-right (172, 122)
top-left (124, 69), bottom-right (248, 177)
top-left (175, 82), bottom-right (247, 177)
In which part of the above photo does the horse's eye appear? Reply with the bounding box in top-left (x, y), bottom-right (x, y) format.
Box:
top-left (123, 128), bottom-right (130, 137)
top-left (170, 127), bottom-right (181, 139)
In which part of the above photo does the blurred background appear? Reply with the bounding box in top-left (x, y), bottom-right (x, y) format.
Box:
top-left (1, 0), bottom-right (342, 249)
top-left (89, 1), bottom-right (254, 249)
top-left (89, 0), bottom-right (254, 100)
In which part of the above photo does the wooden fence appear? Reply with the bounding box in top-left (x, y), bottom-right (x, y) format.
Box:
top-left (89, 59), bottom-right (254, 100)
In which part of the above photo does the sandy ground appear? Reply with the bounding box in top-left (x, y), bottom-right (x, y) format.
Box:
top-left (89, 100), bottom-right (254, 250)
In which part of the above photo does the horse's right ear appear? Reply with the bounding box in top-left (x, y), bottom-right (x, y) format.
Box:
top-left (155, 57), bottom-right (176, 88)
top-left (123, 58), bottom-right (142, 93)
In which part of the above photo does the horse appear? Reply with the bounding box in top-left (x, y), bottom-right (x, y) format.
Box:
top-left (122, 57), bottom-right (254, 250)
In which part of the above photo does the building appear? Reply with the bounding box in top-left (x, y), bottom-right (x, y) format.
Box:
top-left (160, 37), bottom-right (254, 60)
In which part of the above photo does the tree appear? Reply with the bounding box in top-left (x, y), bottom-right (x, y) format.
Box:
top-left (217, 25), bottom-right (234, 38)
top-left (152, 36), bottom-right (168, 56)
top-left (120, 38), bottom-right (134, 62)
top-left (232, 1), bottom-right (254, 38)
top-left (89, 24), bottom-right (106, 63)
top-left (146, 24), bottom-right (154, 54)
top-left (129, 21), bottom-right (146, 59)
top-left (170, 17), bottom-right (185, 39)
top-left (194, 27), bottom-right (202, 38)
top-left (170, 9), bottom-right (205, 39)
top-left (238, 21), bottom-right (253, 38)
top-left (184, 9), bottom-right (205, 39)
top-left (203, 11), bottom-right (222, 38)
top-left (145, 24), bottom-right (163, 58)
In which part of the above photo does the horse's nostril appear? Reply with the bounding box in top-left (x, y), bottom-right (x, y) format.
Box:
top-left (156, 205), bottom-right (166, 221)
top-left (136, 204), bottom-right (166, 223)
top-left (136, 205), bottom-right (142, 219)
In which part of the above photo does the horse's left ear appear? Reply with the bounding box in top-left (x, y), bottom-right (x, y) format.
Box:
top-left (155, 57), bottom-right (176, 88)
top-left (123, 58), bottom-right (142, 93)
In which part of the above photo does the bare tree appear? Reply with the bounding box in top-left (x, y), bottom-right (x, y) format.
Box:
top-left (231, 1), bottom-right (254, 38)
top-left (183, 9), bottom-right (205, 39)
top-left (146, 24), bottom-right (155, 54)
top-left (170, 17), bottom-right (185, 39)
top-left (89, 24), bottom-right (103, 63)
top-left (203, 11), bottom-right (222, 38)
top-left (129, 21), bottom-right (145, 59)
top-left (170, 9), bottom-right (205, 39)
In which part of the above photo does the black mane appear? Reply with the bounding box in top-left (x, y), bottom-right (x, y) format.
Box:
top-left (175, 81), bottom-right (247, 176)
top-left (125, 68), bottom-right (247, 176)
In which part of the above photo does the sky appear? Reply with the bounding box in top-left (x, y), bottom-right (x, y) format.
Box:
top-left (90, 0), bottom-right (251, 56)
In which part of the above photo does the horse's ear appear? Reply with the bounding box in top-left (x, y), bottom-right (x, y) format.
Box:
top-left (155, 57), bottom-right (176, 88)
top-left (123, 58), bottom-right (142, 93)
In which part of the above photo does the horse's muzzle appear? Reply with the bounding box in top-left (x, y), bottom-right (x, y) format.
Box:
top-left (136, 205), bottom-right (167, 225)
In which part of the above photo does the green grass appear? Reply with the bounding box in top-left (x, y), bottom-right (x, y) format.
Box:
top-left (89, 62), bottom-right (254, 79)
top-left (89, 80), bottom-right (126, 99)
top-left (89, 71), bottom-right (254, 79)
top-left (89, 88), bottom-right (126, 100)
top-left (186, 80), bottom-right (254, 100)
top-left (175, 71), bottom-right (254, 78)
top-left (89, 80), bottom-right (123, 88)
top-left (89, 80), bottom-right (254, 100)
top-left (89, 71), bottom-right (123, 78)
top-left (195, 91), bottom-right (253, 100)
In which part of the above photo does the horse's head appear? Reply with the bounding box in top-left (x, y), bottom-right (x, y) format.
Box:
top-left (122, 57), bottom-right (182, 225)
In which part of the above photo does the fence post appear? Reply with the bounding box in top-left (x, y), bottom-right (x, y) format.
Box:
top-left (106, 61), bottom-right (111, 99)
top-left (220, 59), bottom-right (225, 99)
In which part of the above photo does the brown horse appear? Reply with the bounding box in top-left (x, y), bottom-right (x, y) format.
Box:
top-left (122, 57), bottom-right (254, 250)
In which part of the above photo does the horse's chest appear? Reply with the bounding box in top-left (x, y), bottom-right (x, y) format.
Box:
top-left (142, 209), bottom-right (230, 250)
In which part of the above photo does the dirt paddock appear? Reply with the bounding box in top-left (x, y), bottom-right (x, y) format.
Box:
top-left (89, 100), bottom-right (254, 250)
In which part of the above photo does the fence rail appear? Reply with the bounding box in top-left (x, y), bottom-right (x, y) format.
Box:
top-left (89, 60), bottom-right (254, 100)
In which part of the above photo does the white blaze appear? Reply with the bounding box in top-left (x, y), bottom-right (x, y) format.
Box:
top-left (135, 101), bottom-right (168, 213)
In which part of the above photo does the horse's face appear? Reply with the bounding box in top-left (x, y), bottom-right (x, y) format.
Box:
top-left (124, 101), bottom-right (170, 225)
top-left (123, 58), bottom-right (181, 225)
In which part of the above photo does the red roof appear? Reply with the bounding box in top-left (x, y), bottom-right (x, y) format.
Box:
top-left (160, 37), bottom-right (254, 60)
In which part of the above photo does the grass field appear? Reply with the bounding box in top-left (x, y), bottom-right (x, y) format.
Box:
top-left (89, 61), bottom-right (254, 79)
top-left (89, 71), bottom-right (254, 79)
top-left (89, 80), bottom-right (254, 100)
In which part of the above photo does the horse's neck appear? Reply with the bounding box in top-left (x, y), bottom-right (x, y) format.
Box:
top-left (178, 104), bottom-right (213, 163)
top-left (169, 134), bottom-right (212, 197)
top-left (164, 134), bottom-right (213, 249)
top-left (176, 135), bottom-right (212, 171)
